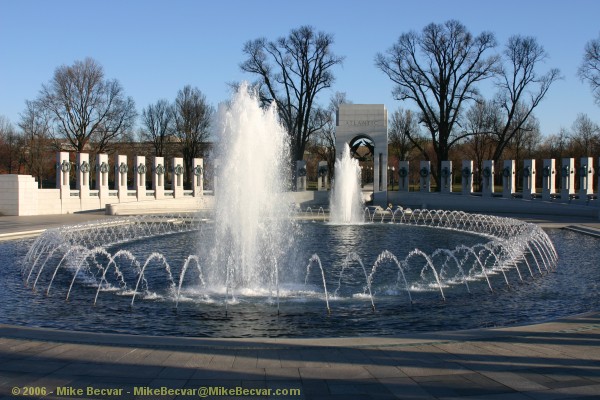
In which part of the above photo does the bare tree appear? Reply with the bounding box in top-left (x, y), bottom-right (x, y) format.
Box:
top-left (507, 116), bottom-right (541, 171)
top-left (490, 36), bottom-right (561, 161)
top-left (569, 113), bottom-right (600, 157)
top-left (36, 57), bottom-right (137, 152)
top-left (240, 25), bottom-right (344, 171)
top-left (140, 99), bottom-right (173, 157)
top-left (388, 108), bottom-right (424, 162)
top-left (311, 92), bottom-right (351, 182)
top-left (539, 128), bottom-right (570, 160)
top-left (19, 101), bottom-right (52, 186)
top-left (376, 20), bottom-right (498, 188)
top-left (172, 85), bottom-right (213, 184)
top-left (462, 100), bottom-right (501, 183)
top-left (0, 116), bottom-right (24, 174)
top-left (579, 33), bottom-right (600, 106)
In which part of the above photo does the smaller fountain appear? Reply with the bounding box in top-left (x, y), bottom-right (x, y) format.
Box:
top-left (329, 144), bottom-right (364, 224)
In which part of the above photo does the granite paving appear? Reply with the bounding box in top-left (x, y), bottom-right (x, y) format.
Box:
top-left (0, 312), bottom-right (598, 399)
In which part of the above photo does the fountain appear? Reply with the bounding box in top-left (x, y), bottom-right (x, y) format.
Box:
top-left (3, 84), bottom-right (598, 338)
top-left (329, 144), bottom-right (364, 224)
top-left (210, 84), bottom-right (295, 302)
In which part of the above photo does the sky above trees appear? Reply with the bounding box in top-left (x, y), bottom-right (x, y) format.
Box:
top-left (0, 0), bottom-right (598, 136)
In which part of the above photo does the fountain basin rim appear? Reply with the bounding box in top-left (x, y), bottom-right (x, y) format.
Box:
top-left (1, 210), bottom-right (590, 243)
top-left (0, 229), bottom-right (47, 241)
top-left (1, 310), bottom-right (597, 349)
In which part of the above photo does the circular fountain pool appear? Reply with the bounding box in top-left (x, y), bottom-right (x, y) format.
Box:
top-left (1, 211), bottom-right (598, 338)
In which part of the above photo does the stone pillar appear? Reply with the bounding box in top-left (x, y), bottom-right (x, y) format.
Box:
top-left (172, 157), bottom-right (184, 198)
top-left (419, 160), bottom-right (431, 192)
top-left (56, 152), bottom-right (70, 200)
top-left (76, 152), bottom-right (90, 197)
top-left (398, 161), bottom-right (409, 192)
top-left (502, 160), bottom-right (515, 199)
top-left (317, 161), bottom-right (328, 191)
top-left (598, 157), bottom-right (600, 199)
top-left (193, 158), bottom-right (204, 197)
top-left (579, 157), bottom-right (594, 202)
top-left (461, 160), bottom-right (473, 195)
top-left (482, 160), bottom-right (495, 197)
top-left (115, 154), bottom-right (128, 201)
top-left (375, 152), bottom-right (388, 193)
top-left (96, 154), bottom-right (109, 206)
top-left (523, 159), bottom-right (536, 199)
top-left (153, 156), bottom-right (165, 199)
top-left (561, 158), bottom-right (575, 201)
top-left (295, 160), bottom-right (307, 191)
top-left (542, 159), bottom-right (556, 201)
top-left (134, 156), bottom-right (146, 201)
top-left (440, 161), bottom-right (453, 193)
top-left (213, 159), bottom-right (219, 195)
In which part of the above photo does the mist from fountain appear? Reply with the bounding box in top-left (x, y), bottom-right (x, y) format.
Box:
top-left (329, 144), bottom-right (364, 224)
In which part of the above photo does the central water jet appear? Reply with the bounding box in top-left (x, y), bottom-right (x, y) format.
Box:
top-left (329, 144), bottom-right (364, 224)
top-left (210, 83), bottom-right (295, 291)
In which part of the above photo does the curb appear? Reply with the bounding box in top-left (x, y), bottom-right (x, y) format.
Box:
top-left (0, 229), bottom-right (46, 241)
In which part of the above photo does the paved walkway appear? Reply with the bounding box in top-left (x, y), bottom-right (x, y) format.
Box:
top-left (1, 313), bottom-right (599, 399)
top-left (0, 212), bottom-right (599, 399)
top-left (0, 212), bottom-right (110, 241)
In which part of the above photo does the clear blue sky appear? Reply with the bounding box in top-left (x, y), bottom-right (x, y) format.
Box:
top-left (1, 0), bottom-right (599, 137)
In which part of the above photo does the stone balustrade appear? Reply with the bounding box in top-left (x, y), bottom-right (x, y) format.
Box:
top-left (0, 152), bottom-right (206, 216)
top-left (393, 157), bottom-right (597, 201)
top-left (1, 153), bottom-right (600, 216)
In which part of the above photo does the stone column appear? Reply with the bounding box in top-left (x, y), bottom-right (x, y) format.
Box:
top-left (295, 160), bottom-right (307, 191)
top-left (317, 161), bottom-right (328, 191)
top-left (134, 156), bottom-right (146, 201)
top-left (213, 159), bottom-right (219, 195)
top-left (561, 158), bottom-right (575, 201)
top-left (56, 152), bottom-right (70, 200)
top-left (523, 159), bottom-right (536, 199)
top-left (482, 160), bottom-right (495, 197)
top-left (579, 157), bottom-right (594, 202)
top-left (96, 154), bottom-right (109, 207)
top-left (461, 160), bottom-right (473, 195)
top-left (172, 157), bottom-right (184, 198)
top-left (193, 158), bottom-right (204, 197)
top-left (381, 153), bottom-right (388, 193)
top-left (76, 152), bottom-right (90, 198)
top-left (419, 161), bottom-right (431, 192)
top-left (502, 160), bottom-right (515, 199)
top-left (153, 156), bottom-right (165, 199)
top-left (598, 157), bottom-right (600, 199)
top-left (398, 161), bottom-right (409, 192)
top-left (542, 159), bottom-right (556, 201)
top-left (115, 154), bottom-right (128, 201)
top-left (440, 161), bottom-right (453, 193)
